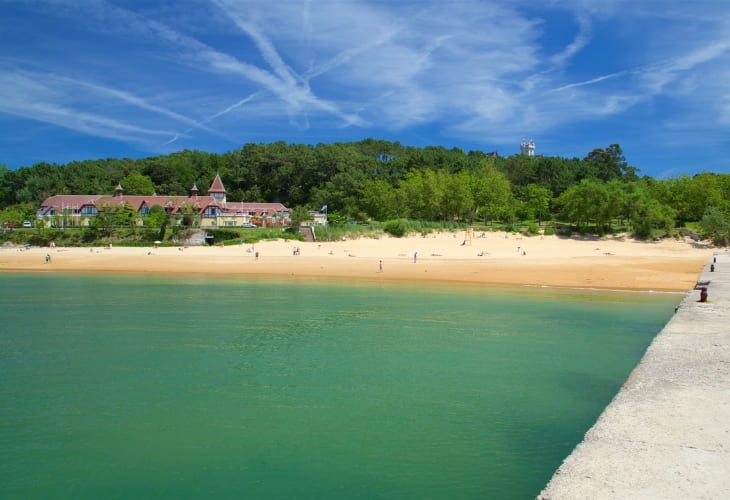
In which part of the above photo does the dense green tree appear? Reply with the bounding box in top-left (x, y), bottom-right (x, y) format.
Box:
top-left (146, 204), bottom-right (169, 239)
top-left (277, 143), bottom-right (318, 205)
top-left (555, 178), bottom-right (609, 231)
top-left (645, 176), bottom-right (672, 206)
top-left (18, 163), bottom-right (65, 203)
top-left (361, 179), bottom-right (399, 221)
top-left (141, 152), bottom-right (197, 196)
top-left (630, 195), bottom-right (675, 239)
top-left (443, 170), bottom-right (474, 221)
top-left (667, 174), bottom-right (722, 223)
top-left (523, 184), bottom-right (552, 224)
top-left (355, 138), bottom-right (406, 163)
top-left (714, 174), bottom-right (730, 213)
top-left (1, 167), bottom-right (32, 205)
top-left (398, 170), bottom-right (430, 220)
top-left (600, 179), bottom-right (627, 230)
top-left (113, 202), bottom-right (139, 229)
top-left (121, 172), bottom-right (155, 195)
top-left (617, 180), bottom-right (675, 238)
top-left (92, 202), bottom-right (115, 236)
top-left (103, 158), bottom-right (138, 185)
top-left (0, 165), bottom-right (13, 207)
top-left (0, 204), bottom-right (34, 227)
top-left (501, 154), bottom-right (536, 187)
top-left (471, 164), bottom-right (512, 224)
top-left (583, 144), bottom-right (637, 181)
top-left (700, 206), bottom-right (730, 246)
top-left (63, 160), bottom-right (114, 194)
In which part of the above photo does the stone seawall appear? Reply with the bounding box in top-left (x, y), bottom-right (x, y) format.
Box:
top-left (538, 252), bottom-right (730, 499)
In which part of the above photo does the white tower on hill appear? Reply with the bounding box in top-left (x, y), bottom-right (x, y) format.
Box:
top-left (520, 139), bottom-right (535, 156)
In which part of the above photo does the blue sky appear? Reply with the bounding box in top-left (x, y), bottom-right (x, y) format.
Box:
top-left (1, 0), bottom-right (729, 179)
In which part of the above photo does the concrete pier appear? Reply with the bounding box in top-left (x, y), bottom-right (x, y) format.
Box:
top-left (539, 253), bottom-right (730, 499)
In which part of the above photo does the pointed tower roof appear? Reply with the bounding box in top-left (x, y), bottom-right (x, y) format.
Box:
top-left (208, 173), bottom-right (226, 195)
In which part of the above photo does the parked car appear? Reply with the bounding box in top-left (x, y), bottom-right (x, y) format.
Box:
top-left (3, 222), bottom-right (15, 229)
top-left (240, 223), bottom-right (256, 228)
top-left (22, 221), bottom-right (32, 228)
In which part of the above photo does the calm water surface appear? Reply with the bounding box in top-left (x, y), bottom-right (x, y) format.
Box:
top-left (0, 272), bottom-right (680, 499)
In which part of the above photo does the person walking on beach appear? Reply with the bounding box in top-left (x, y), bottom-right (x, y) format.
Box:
top-left (379, 260), bottom-right (383, 272)
top-left (45, 253), bottom-right (51, 264)
top-left (413, 252), bottom-right (418, 263)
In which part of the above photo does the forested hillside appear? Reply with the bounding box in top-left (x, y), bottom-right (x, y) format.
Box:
top-left (1, 139), bottom-right (729, 243)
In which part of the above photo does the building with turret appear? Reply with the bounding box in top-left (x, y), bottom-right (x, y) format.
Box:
top-left (520, 139), bottom-right (535, 156)
top-left (36, 174), bottom-right (291, 229)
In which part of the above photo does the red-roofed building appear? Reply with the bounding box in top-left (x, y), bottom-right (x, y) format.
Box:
top-left (37, 174), bottom-right (291, 229)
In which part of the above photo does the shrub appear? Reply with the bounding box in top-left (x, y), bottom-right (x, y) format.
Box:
top-left (383, 219), bottom-right (407, 237)
top-left (207, 228), bottom-right (240, 242)
top-left (523, 223), bottom-right (539, 236)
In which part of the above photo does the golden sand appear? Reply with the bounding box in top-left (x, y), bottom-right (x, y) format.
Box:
top-left (0, 231), bottom-right (714, 292)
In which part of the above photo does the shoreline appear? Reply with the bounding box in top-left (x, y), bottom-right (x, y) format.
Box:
top-left (0, 232), bottom-right (714, 292)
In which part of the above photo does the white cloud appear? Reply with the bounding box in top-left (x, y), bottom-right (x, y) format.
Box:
top-left (2, 0), bottom-right (730, 172)
top-left (0, 72), bottom-right (180, 146)
top-left (549, 13), bottom-right (592, 66)
top-left (551, 72), bottom-right (627, 93)
top-left (638, 40), bottom-right (730, 95)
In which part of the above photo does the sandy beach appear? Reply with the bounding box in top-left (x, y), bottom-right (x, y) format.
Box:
top-left (0, 231), bottom-right (714, 291)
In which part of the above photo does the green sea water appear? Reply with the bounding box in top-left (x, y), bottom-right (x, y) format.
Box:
top-left (0, 272), bottom-right (680, 499)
